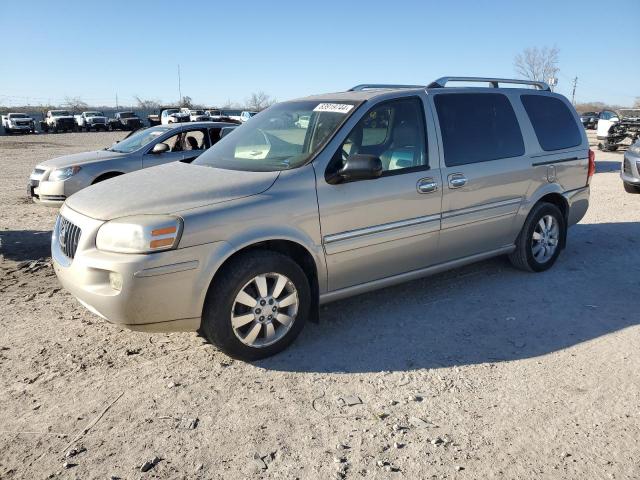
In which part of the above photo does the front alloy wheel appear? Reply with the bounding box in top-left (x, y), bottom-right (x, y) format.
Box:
top-left (231, 273), bottom-right (299, 348)
top-left (201, 250), bottom-right (310, 360)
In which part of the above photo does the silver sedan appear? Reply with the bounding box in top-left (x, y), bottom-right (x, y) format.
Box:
top-left (28, 122), bottom-right (237, 206)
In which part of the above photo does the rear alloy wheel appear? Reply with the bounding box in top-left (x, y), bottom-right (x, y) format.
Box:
top-left (509, 202), bottom-right (565, 272)
top-left (201, 251), bottom-right (310, 360)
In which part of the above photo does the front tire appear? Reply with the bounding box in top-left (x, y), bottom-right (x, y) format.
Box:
top-left (624, 182), bottom-right (640, 194)
top-left (509, 202), bottom-right (566, 272)
top-left (201, 251), bottom-right (310, 360)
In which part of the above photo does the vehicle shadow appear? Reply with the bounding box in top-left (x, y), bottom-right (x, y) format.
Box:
top-left (596, 160), bottom-right (622, 173)
top-left (0, 230), bottom-right (52, 262)
top-left (260, 221), bottom-right (640, 373)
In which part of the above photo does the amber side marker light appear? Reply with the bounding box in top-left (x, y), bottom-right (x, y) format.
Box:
top-left (150, 226), bottom-right (178, 249)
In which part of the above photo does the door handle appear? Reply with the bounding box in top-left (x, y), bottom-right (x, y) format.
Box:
top-left (448, 174), bottom-right (467, 189)
top-left (417, 178), bottom-right (438, 194)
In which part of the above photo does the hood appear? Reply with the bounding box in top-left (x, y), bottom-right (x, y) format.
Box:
top-left (39, 149), bottom-right (127, 169)
top-left (86, 115), bottom-right (107, 120)
top-left (65, 162), bottom-right (280, 220)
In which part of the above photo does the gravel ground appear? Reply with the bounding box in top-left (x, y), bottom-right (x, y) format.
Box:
top-left (0, 130), bottom-right (639, 480)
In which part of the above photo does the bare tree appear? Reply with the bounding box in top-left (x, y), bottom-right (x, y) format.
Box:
top-left (181, 96), bottom-right (194, 109)
top-left (63, 96), bottom-right (89, 112)
top-left (221, 98), bottom-right (241, 109)
top-left (634, 97), bottom-right (640, 109)
top-left (245, 91), bottom-right (275, 111)
top-left (514, 46), bottom-right (560, 84)
top-left (134, 96), bottom-right (161, 109)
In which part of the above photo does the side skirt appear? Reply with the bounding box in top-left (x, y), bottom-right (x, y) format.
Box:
top-left (318, 245), bottom-right (515, 305)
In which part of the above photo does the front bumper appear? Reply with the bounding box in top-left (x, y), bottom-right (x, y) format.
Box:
top-left (7, 124), bottom-right (33, 131)
top-left (621, 151), bottom-right (640, 184)
top-left (52, 205), bottom-right (232, 332)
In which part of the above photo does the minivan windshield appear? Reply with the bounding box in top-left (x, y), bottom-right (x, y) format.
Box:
top-left (194, 100), bottom-right (360, 171)
top-left (107, 126), bottom-right (171, 153)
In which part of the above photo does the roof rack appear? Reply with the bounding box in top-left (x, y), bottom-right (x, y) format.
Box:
top-left (427, 77), bottom-right (550, 91)
top-left (349, 84), bottom-right (426, 91)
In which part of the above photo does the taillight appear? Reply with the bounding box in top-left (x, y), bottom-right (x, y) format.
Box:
top-left (588, 148), bottom-right (596, 181)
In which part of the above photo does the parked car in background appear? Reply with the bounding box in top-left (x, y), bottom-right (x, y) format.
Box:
top-left (51, 77), bottom-right (592, 360)
top-left (147, 107), bottom-right (189, 126)
top-left (621, 139), bottom-right (640, 193)
top-left (579, 111), bottom-right (598, 129)
top-left (181, 108), bottom-right (210, 122)
top-left (1, 112), bottom-right (36, 134)
top-left (75, 111), bottom-right (108, 131)
top-left (205, 109), bottom-right (242, 125)
top-left (28, 122), bottom-right (236, 207)
top-left (597, 108), bottom-right (640, 151)
top-left (222, 109), bottom-right (243, 122)
top-left (108, 111), bottom-right (143, 131)
top-left (41, 110), bottom-right (76, 133)
top-left (240, 111), bottom-right (258, 122)
top-left (160, 108), bottom-right (190, 125)
top-left (295, 114), bottom-right (310, 129)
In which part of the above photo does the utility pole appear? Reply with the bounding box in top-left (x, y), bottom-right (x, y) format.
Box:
top-left (178, 64), bottom-right (182, 106)
top-left (115, 93), bottom-right (119, 109)
top-left (571, 77), bottom-right (578, 105)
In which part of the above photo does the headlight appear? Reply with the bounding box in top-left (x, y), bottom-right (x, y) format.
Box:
top-left (96, 215), bottom-right (183, 254)
top-left (49, 166), bottom-right (81, 181)
top-left (629, 143), bottom-right (640, 155)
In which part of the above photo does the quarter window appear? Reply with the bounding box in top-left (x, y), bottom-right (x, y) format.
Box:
top-left (521, 95), bottom-right (582, 151)
top-left (434, 93), bottom-right (525, 166)
top-left (334, 97), bottom-right (428, 175)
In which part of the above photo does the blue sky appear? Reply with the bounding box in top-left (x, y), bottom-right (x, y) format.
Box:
top-left (1, 0), bottom-right (638, 107)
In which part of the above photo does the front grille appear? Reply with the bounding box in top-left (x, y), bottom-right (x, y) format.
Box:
top-left (16, 121), bottom-right (30, 126)
top-left (91, 118), bottom-right (106, 124)
top-left (58, 216), bottom-right (81, 259)
top-left (623, 159), bottom-right (631, 175)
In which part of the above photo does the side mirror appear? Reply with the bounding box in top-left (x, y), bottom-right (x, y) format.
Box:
top-left (329, 154), bottom-right (383, 184)
top-left (152, 143), bottom-right (170, 154)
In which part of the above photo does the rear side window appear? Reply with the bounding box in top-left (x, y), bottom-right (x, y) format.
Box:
top-left (434, 93), bottom-right (524, 166)
top-left (521, 95), bottom-right (582, 151)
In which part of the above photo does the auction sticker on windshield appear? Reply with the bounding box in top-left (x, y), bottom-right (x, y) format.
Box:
top-left (313, 103), bottom-right (354, 114)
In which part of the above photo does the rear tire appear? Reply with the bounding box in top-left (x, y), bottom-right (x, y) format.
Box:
top-left (201, 250), bottom-right (310, 360)
top-left (509, 202), bottom-right (566, 272)
top-left (624, 182), bottom-right (640, 194)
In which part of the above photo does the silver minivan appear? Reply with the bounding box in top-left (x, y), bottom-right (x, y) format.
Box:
top-left (52, 77), bottom-right (593, 360)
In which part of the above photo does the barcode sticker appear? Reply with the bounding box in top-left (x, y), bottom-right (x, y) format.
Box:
top-left (313, 103), bottom-right (354, 114)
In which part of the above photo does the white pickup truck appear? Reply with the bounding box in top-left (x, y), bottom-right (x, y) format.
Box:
top-left (2, 113), bottom-right (36, 134)
top-left (41, 110), bottom-right (76, 133)
top-left (75, 111), bottom-right (109, 131)
top-left (180, 108), bottom-right (210, 122)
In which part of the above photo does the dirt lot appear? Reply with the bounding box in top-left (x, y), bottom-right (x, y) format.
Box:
top-left (0, 131), bottom-right (639, 480)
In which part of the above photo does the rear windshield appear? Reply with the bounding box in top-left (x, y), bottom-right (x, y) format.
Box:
top-left (521, 95), bottom-right (582, 151)
top-left (434, 93), bottom-right (524, 166)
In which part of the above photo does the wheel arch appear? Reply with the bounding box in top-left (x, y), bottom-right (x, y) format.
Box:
top-left (200, 236), bottom-right (324, 326)
top-left (91, 171), bottom-right (125, 184)
top-left (523, 186), bottom-right (570, 249)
